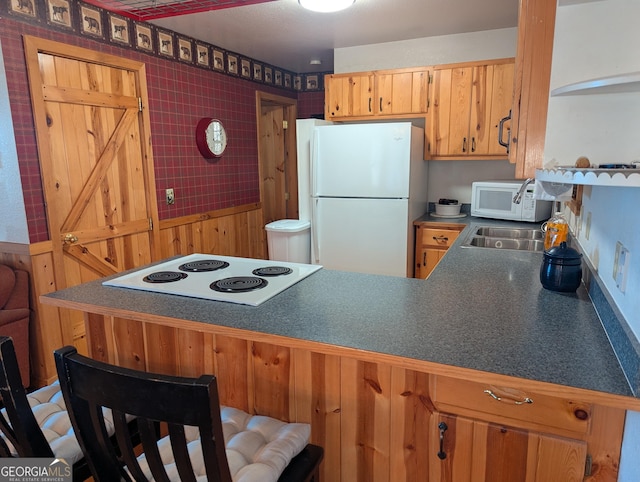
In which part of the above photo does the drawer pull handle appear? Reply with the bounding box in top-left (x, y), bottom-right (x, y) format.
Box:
top-left (484, 389), bottom-right (533, 405)
top-left (433, 236), bottom-right (449, 244)
top-left (437, 422), bottom-right (448, 460)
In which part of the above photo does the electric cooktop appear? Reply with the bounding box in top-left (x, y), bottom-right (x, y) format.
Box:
top-left (102, 254), bottom-right (322, 306)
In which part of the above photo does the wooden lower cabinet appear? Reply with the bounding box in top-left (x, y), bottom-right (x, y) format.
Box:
top-left (84, 314), bottom-right (627, 482)
top-left (430, 412), bottom-right (587, 482)
top-left (414, 224), bottom-right (464, 278)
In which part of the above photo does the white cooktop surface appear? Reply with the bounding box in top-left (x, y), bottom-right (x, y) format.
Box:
top-left (102, 254), bottom-right (322, 306)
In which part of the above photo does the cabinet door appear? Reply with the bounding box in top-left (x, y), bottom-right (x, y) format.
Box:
top-left (377, 69), bottom-right (430, 115)
top-left (325, 73), bottom-right (374, 118)
top-left (431, 61), bottom-right (514, 158)
top-left (415, 247), bottom-right (445, 279)
top-left (510, 0), bottom-right (556, 177)
top-left (438, 67), bottom-right (473, 156)
top-left (429, 413), bottom-right (587, 482)
top-left (486, 62), bottom-right (515, 156)
top-left (470, 63), bottom-right (515, 156)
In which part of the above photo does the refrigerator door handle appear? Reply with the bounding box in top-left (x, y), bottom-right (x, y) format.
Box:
top-left (311, 198), bottom-right (320, 264)
top-left (311, 129), bottom-right (320, 196)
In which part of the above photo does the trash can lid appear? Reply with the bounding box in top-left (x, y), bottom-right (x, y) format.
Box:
top-left (265, 219), bottom-right (311, 232)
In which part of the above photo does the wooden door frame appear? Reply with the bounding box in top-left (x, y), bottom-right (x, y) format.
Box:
top-left (255, 91), bottom-right (298, 247)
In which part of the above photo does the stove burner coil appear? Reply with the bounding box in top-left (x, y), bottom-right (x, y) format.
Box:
top-left (143, 271), bottom-right (188, 283)
top-left (178, 259), bottom-right (230, 272)
top-left (252, 266), bottom-right (293, 277)
top-left (210, 276), bottom-right (268, 293)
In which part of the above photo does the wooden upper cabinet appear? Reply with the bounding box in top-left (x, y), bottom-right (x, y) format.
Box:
top-left (486, 62), bottom-right (515, 155)
top-left (509, 0), bottom-right (557, 178)
top-left (324, 67), bottom-right (430, 120)
top-left (430, 58), bottom-right (514, 159)
top-left (324, 72), bottom-right (374, 118)
top-left (376, 68), bottom-right (430, 116)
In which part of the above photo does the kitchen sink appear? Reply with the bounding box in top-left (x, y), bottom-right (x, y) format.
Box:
top-left (461, 226), bottom-right (545, 252)
top-left (473, 227), bottom-right (543, 240)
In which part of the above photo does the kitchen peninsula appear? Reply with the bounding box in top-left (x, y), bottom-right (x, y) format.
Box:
top-left (41, 219), bottom-right (640, 482)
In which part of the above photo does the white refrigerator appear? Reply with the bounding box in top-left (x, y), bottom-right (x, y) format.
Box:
top-left (308, 122), bottom-right (427, 277)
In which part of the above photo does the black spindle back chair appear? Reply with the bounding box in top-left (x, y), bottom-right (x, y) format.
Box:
top-left (54, 345), bottom-right (323, 482)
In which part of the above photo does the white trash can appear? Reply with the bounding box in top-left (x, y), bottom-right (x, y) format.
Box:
top-left (265, 219), bottom-right (311, 263)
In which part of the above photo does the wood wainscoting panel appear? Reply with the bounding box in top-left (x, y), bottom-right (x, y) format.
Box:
top-left (214, 335), bottom-right (251, 413)
top-left (144, 323), bottom-right (180, 376)
top-left (390, 367), bottom-right (433, 481)
top-left (251, 341), bottom-right (293, 421)
top-left (293, 349), bottom-right (342, 482)
top-left (111, 317), bottom-right (146, 373)
top-left (158, 203), bottom-right (266, 260)
top-left (341, 357), bottom-right (392, 482)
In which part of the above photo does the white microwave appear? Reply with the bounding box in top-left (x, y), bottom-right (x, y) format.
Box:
top-left (471, 181), bottom-right (552, 222)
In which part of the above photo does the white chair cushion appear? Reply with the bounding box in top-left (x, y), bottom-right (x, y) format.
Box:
top-left (1, 380), bottom-right (115, 465)
top-left (136, 406), bottom-right (311, 482)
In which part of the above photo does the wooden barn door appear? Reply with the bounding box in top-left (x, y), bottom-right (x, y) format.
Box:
top-left (24, 36), bottom-right (160, 347)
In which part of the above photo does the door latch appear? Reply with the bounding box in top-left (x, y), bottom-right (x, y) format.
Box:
top-left (63, 233), bottom-right (78, 244)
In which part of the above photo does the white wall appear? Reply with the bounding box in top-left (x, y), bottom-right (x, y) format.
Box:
top-left (544, 0), bottom-right (640, 166)
top-left (428, 160), bottom-right (515, 203)
top-left (335, 28), bottom-right (519, 203)
top-left (334, 28), bottom-right (518, 73)
top-left (0, 41), bottom-right (29, 244)
top-left (544, 2), bottom-right (640, 480)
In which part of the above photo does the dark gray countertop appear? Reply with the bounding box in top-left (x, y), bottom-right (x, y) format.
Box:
top-left (42, 216), bottom-right (635, 400)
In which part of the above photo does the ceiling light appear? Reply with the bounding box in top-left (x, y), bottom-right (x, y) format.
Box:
top-left (310, 59), bottom-right (322, 65)
top-left (299, 0), bottom-right (355, 13)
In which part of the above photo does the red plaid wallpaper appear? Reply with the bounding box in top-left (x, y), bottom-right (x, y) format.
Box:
top-left (1, 16), bottom-right (325, 243)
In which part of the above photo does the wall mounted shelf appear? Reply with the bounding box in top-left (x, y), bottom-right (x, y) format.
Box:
top-left (550, 71), bottom-right (640, 96)
top-left (536, 168), bottom-right (640, 187)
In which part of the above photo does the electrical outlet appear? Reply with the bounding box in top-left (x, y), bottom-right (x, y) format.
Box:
top-left (584, 212), bottom-right (591, 240)
top-left (612, 242), bottom-right (630, 293)
top-left (166, 188), bottom-right (175, 205)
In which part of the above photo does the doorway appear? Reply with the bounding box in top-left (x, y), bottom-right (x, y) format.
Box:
top-left (255, 92), bottom-right (298, 253)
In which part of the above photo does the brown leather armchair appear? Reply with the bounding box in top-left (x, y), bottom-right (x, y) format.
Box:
top-left (0, 264), bottom-right (30, 387)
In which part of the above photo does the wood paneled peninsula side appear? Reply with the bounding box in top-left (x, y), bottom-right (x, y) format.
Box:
top-left (42, 220), bottom-right (640, 482)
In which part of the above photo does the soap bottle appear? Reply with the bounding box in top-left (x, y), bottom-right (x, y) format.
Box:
top-left (542, 212), bottom-right (568, 251)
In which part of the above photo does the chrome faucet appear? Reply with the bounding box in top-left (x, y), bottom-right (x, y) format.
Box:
top-left (513, 178), bottom-right (534, 204)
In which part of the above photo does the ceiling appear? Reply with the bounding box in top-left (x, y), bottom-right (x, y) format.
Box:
top-left (145, 0), bottom-right (520, 74)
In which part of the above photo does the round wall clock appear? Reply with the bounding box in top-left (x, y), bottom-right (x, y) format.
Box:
top-left (195, 118), bottom-right (227, 158)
